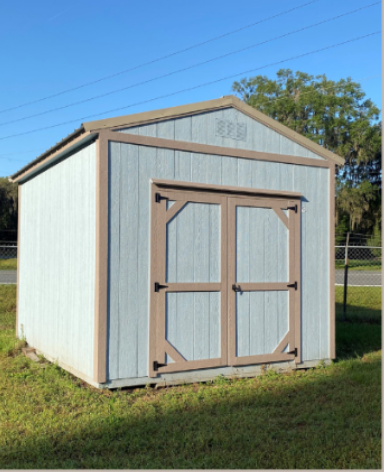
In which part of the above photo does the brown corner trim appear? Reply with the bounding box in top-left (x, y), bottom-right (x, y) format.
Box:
top-left (105, 130), bottom-right (330, 169)
top-left (93, 134), bottom-right (109, 384)
top-left (152, 178), bottom-right (302, 199)
top-left (16, 185), bottom-right (21, 338)
top-left (329, 165), bottom-right (336, 359)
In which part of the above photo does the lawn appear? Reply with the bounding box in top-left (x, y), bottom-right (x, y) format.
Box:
top-left (0, 258), bottom-right (17, 271)
top-left (335, 285), bottom-right (382, 323)
top-left (0, 285), bottom-right (381, 469)
top-left (335, 259), bottom-right (381, 271)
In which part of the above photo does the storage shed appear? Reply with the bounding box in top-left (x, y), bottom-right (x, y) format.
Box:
top-left (10, 95), bottom-right (344, 389)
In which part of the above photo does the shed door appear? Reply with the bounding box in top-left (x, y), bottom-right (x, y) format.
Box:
top-left (228, 197), bottom-right (301, 366)
top-left (149, 188), bottom-right (228, 377)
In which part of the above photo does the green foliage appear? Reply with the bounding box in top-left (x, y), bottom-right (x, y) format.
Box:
top-left (0, 178), bottom-right (18, 241)
top-left (367, 222), bottom-right (382, 257)
top-left (335, 216), bottom-right (349, 245)
top-left (232, 69), bottom-right (381, 181)
top-left (0, 285), bottom-right (381, 468)
top-left (337, 180), bottom-right (378, 231)
top-left (232, 69), bottom-right (381, 235)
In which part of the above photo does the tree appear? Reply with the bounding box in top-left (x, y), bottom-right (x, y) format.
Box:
top-left (367, 222), bottom-right (382, 258)
top-left (336, 180), bottom-right (377, 231)
top-left (232, 69), bottom-right (382, 236)
top-left (232, 69), bottom-right (382, 187)
top-left (0, 178), bottom-right (18, 242)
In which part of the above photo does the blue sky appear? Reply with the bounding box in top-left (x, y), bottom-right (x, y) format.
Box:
top-left (0, 0), bottom-right (381, 177)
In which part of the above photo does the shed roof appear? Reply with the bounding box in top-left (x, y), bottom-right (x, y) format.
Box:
top-left (10, 95), bottom-right (344, 182)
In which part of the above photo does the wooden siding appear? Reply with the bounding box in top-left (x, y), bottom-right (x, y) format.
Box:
top-left (108, 143), bottom-right (329, 381)
top-left (117, 107), bottom-right (325, 161)
top-left (18, 143), bottom-right (96, 379)
top-left (236, 206), bottom-right (288, 283)
top-left (165, 292), bottom-right (221, 362)
top-left (166, 202), bottom-right (221, 283)
top-left (236, 291), bottom-right (289, 357)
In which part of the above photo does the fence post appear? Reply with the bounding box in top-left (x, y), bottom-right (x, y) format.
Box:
top-left (342, 232), bottom-right (350, 322)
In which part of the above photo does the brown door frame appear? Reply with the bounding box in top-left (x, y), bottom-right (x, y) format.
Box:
top-left (149, 180), bottom-right (302, 378)
top-left (228, 197), bottom-right (301, 367)
top-left (148, 186), bottom-right (228, 378)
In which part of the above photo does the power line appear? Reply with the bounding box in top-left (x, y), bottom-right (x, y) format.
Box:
top-left (1, 75), bottom-right (381, 162)
top-left (0, 30), bottom-right (380, 142)
top-left (0, 0), bottom-right (322, 115)
top-left (0, 2), bottom-right (379, 128)
top-left (0, 74), bottom-right (380, 163)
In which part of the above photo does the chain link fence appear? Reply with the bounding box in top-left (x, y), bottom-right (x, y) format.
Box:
top-left (0, 242), bottom-right (382, 323)
top-left (0, 242), bottom-right (18, 271)
top-left (335, 245), bottom-right (382, 323)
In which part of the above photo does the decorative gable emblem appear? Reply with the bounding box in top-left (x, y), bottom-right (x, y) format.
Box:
top-left (215, 118), bottom-right (247, 141)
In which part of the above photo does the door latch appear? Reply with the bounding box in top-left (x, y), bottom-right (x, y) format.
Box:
top-left (232, 284), bottom-right (242, 292)
top-left (287, 281), bottom-right (297, 290)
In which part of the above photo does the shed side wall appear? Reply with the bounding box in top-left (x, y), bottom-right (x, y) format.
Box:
top-left (117, 108), bottom-right (325, 160)
top-left (107, 143), bottom-right (329, 381)
top-left (18, 143), bottom-right (97, 378)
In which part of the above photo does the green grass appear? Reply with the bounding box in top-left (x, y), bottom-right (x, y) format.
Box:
top-left (0, 285), bottom-right (381, 469)
top-left (0, 258), bottom-right (17, 271)
top-left (336, 285), bottom-right (382, 323)
top-left (335, 260), bottom-right (381, 271)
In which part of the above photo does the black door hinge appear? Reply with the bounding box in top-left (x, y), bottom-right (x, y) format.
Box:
top-left (155, 192), bottom-right (168, 203)
top-left (287, 347), bottom-right (298, 356)
top-left (287, 281), bottom-right (297, 290)
top-left (232, 284), bottom-right (241, 292)
top-left (153, 361), bottom-right (167, 371)
top-left (287, 204), bottom-right (297, 213)
top-left (154, 282), bottom-right (168, 292)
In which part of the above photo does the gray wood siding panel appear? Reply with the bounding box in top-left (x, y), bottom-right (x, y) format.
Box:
top-left (107, 142), bottom-right (121, 379)
top-left (236, 207), bottom-right (288, 283)
top-left (18, 143), bottom-right (97, 379)
top-left (236, 291), bottom-right (289, 357)
top-left (166, 203), bottom-right (220, 283)
top-left (166, 292), bottom-right (221, 361)
top-left (118, 107), bottom-right (325, 160)
top-left (108, 144), bottom-right (329, 381)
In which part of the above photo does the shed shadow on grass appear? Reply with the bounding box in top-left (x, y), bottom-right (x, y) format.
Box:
top-left (0, 354), bottom-right (380, 469)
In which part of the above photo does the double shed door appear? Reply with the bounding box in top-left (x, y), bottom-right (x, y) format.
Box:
top-left (149, 186), bottom-right (301, 378)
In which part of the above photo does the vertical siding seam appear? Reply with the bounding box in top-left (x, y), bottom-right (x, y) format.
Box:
top-left (117, 143), bottom-right (121, 377)
top-left (136, 147), bottom-right (140, 377)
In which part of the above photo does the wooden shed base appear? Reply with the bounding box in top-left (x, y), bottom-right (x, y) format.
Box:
top-left (33, 348), bottom-right (331, 389)
top-left (106, 359), bottom-right (332, 390)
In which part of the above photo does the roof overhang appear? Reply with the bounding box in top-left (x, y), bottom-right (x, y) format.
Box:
top-left (10, 95), bottom-right (344, 182)
top-left (10, 130), bottom-right (97, 183)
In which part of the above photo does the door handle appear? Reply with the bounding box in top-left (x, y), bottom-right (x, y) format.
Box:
top-left (232, 284), bottom-right (241, 292)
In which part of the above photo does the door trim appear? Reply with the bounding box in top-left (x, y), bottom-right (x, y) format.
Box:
top-left (149, 185), bottom-right (228, 377)
top-left (227, 197), bottom-right (301, 367)
top-left (149, 181), bottom-right (302, 377)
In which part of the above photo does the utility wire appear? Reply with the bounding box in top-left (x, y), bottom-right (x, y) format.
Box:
top-left (0, 30), bottom-right (380, 141)
top-left (0, 0), bottom-right (321, 115)
top-left (0, 2), bottom-right (379, 128)
top-left (0, 75), bottom-right (380, 161)
top-left (0, 74), bottom-right (380, 163)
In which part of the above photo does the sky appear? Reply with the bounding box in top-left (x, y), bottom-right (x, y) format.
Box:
top-left (0, 0), bottom-right (381, 177)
